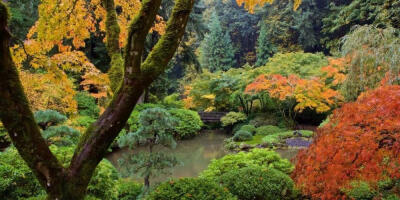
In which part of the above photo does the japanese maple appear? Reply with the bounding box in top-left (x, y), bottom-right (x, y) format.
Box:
top-left (292, 85), bottom-right (400, 199)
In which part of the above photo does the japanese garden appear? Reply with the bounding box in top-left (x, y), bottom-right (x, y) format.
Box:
top-left (0, 0), bottom-right (399, 199)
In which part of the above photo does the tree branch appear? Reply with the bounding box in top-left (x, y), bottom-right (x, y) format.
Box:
top-left (67, 0), bottom-right (194, 194)
top-left (0, 2), bottom-right (64, 195)
top-left (101, 0), bottom-right (120, 56)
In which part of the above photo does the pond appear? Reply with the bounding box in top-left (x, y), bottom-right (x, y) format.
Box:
top-left (107, 130), bottom-right (302, 185)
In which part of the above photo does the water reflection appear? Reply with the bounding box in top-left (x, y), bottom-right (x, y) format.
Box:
top-left (107, 130), bottom-right (303, 185)
top-left (107, 130), bottom-right (230, 184)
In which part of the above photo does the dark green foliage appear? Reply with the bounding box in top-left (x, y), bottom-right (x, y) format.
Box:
top-left (42, 125), bottom-right (80, 146)
top-left (321, 0), bottom-right (399, 52)
top-left (239, 124), bottom-right (256, 135)
top-left (219, 166), bottom-right (295, 200)
top-left (34, 110), bottom-right (67, 129)
top-left (126, 104), bottom-right (165, 133)
top-left (0, 146), bottom-right (120, 200)
top-left (117, 180), bottom-right (143, 200)
top-left (0, 148), bottom-right (43, 199)
top-left (256, 125), bottom-right (283, 135)
top-left (169, 108), bottom-right (203, 139)
top-left (0, 124), bottom-right (10, 148)
top-left (146, 178), bottom-right (237, 200)
top-left (248, 114), bottom-right (280, 127)
top-left (200, 12), bottom-right (236, 72)
top-left (75, 91), bottom-right (100, 118)
top-left (211, 0), bottom-right (260, 66)
top-left (5, 0), bottom-right (39, 40)
top-left (233, 130), bottom-right (253, 142)
top-left (201, 148), bottom-right (293, 179)
top-left (118, 108), bottom-right (179, 191)
top-left (344, 181), bottom-right (376, 200)
top-left (255, 22), bottom-right (276, 66)
top-left (74, 115), bottom-right (96, 128)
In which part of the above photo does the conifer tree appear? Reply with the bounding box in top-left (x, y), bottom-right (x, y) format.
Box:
top-left (255, 22), bottom-right (276, 67)
top-left (200, 12), bottom-right (236, 72)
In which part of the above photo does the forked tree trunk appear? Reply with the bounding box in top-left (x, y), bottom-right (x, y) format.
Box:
top-left (0, 1), bottom-right (195, 199)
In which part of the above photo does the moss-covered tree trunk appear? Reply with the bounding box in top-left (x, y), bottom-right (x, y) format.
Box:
top-left (0, 0), bottom-right (194, 199)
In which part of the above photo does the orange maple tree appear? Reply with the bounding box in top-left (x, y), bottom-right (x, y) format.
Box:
top-left (292, 85), bottom-right (400, 199)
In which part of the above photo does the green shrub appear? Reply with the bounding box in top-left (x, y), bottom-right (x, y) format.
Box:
top-left (221, 112), bottom-right (247, 127)
top-left (146, 178), bottom-right (237, 200)
top-left (201, 148), bottom-right (293, 179)
top-left (239, 125), bottom-right (256, 135)
top-left (34, 110), bottom-right (67, 129)
top-left (162, 93), bottom-right (184, 108)
top-left (262, 135), bottom-right (280, 146)
top-left (256, 125), bottom-right (283, 135)
top-left (0, 123), bottom-right (10, 148)
top-left (42, 125), bottom-right (80, 146)
top-left (168, 108), bottom-right (203, 139)
top-left (233, 130), bottom-right (253, 142)
top-left (219, 166), bottom-right (295, 200)
top-left (0, 146), bottom-right (120, 200)
top-left (117, 180), bottom-right (143, 200)
top-left (344, 181), bottom-right (376, 200)
top-left (73, 115), bottom-right (96, 128)
top-left (0, 148), bottom-right (42, 199)
top-left (75, 91), bottom-right (100, 118)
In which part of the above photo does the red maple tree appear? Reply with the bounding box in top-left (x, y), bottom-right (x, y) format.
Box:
top-left (292, 85), bottom-right (400, 199)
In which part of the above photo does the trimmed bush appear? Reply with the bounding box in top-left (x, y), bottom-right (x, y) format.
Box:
top-left (239, 124), bottom-right (256, 135)
top-left (117, 180), bottom-right (143, 200)
top-left (146, 178), bottom-right (237, 200)
top-left (219, 166), bottom-right (295, 200)
top-left (42, 125), bottom-right (80, 146)
top-left (34, 110), bottom-right (67, 129)
top-left (221, 112), bottom-right (247, 127)
top-left (75, 91), bottom-right (100, 118)
top-left (169, 108), bottom-right (203, 139)
top-left (262, 135), bottom-right (280, 146)
top-left (126, 104), bottom-right (165, 133)
top-left (248, 114), bottom-right (279, 127)
top-left (162, 93), bottom-right (184, 108)
top-left (201, 148), bottom-right (293, 179)
top-left (233, 130), bottom-right (253, 142)
top-left (256, 125), bottom-right (283, 135)
top-left (344, 181), bottom-right (376, 200)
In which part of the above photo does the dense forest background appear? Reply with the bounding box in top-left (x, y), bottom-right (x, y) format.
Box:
top-left (7, 0), bottom-right (399, 103)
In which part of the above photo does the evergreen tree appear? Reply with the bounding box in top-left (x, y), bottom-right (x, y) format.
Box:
top-left (200, 12), bottom-right (236, 72)
top-left (255, 22), bottom-right (276, 67)
top-left (117, 108), bottom-right (179, 194)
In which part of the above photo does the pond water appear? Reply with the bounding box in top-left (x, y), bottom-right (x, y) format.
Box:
top-left (107, 130), bottom-right (302, 185)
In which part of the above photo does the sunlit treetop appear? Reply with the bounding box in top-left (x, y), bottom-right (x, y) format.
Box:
top-left (236, 0), bottom-right (302, 13)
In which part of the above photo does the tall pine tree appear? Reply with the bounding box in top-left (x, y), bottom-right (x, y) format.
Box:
top-left (200, 12), bottom-right (236, 72)
top-left (255, 22), bottom-right (276, 67)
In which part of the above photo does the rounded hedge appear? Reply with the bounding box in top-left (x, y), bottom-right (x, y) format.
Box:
top-left (146, 178), bottom-right (237, 200)
top-left (201, 148), bottom-right (293, 179)
top-left (219, 166), bottom-right (295, 200)
top-left (168, 108), bottom-right (203, 139)
top-left (233, 130), bottom-right (253, 142)
top-left (256, 125), bottom-right (283, 135)
top-left (239, 124), bottom-right (256, 135)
